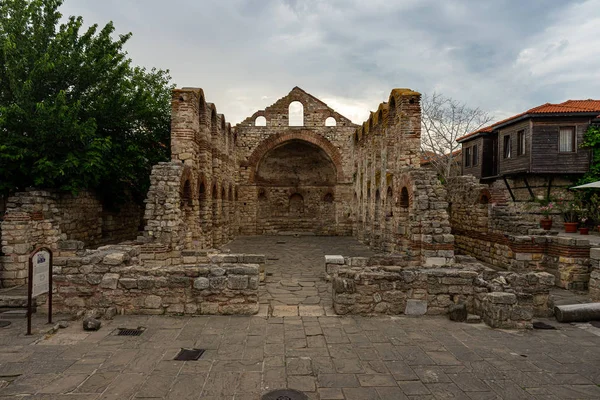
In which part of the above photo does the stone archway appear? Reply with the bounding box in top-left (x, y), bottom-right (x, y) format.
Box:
top-left (252, 138), bottom-right (338, 234)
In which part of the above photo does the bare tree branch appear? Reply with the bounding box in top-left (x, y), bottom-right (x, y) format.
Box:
top-left (421, 92), bottom-right (494, 179)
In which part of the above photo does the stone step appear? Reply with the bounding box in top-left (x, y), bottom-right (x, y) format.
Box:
top-left (466, 314), bottom-right (482, 324)
top-left (0, 309), bottom-right (28, 318)
top-left (0, 294), bottom-right (32, 309)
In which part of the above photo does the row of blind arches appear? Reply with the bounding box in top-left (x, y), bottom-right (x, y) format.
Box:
top-left (255, 102), bottom-right (337, 127)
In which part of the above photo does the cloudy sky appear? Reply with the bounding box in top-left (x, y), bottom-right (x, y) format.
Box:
top-left (59, 0), bottom-right (600, 125)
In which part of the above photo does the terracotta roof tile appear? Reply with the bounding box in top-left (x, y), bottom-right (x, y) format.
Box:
top-left (457, 99), bottom-right (600, 142)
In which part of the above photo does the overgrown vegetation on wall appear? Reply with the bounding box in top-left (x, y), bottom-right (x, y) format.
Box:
top-left (578, 124), bottom-right (600, 186)
top-left (0, 0), bottom-right (172, 205)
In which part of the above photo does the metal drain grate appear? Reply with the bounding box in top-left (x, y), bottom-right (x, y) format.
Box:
top-left (174, 348), bottom-right (205, 361)
top-left (117, 327), bottom-right (145, 336)
top-left (262, 389), bottom-right (308, 400)
top-left (0, 321), bottom-right (11, 328)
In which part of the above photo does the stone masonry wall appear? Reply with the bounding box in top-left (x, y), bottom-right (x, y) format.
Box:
top-left (235, 87), bottom-right (356, 236)
top-left (588, 248), bottom-right (600, 301)
top-left (0, 190), bottom-right (142, 287)
top-left (328, 255), bottom-right (555, 329)
top-left (446, 175), bottom-right (591, 290)
top-left (36, 243), bottom-right (262, 316)
top-left (350, 89), bottom-right (455, 263)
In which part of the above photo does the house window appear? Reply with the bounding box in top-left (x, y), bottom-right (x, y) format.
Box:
top-left (464, 147), bottom-right (471, 167)
top-left (559, 127), bottom-right (576, 152)
top-left (503, 135), bottom-right (511, 158)
top-left (472, 144), bottom-right (479, 166)
top-left (517, 130), bottom-right (525, 156)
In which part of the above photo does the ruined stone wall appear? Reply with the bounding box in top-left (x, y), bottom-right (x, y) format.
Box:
top-left (0, 190), bottom-right (142, 287)
top-left (446, 176), bottom-right (591, 290)
top-left (350, 89), bottom-right (454, 263)
top-left (155, 88), bottom-right (238, 250)
top-left (234, 87), bottom-right (356, 236)
top-left (35, 244), bottom-right (261, 316)
top-left (328, 255), bottom-right (554, 328)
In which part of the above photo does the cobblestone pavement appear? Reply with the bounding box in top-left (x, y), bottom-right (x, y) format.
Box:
top-left (1, 235), bottom-right (599, 399)
top-left (224, 236), bottom-right (375, 317)
top-left (1, 313), bottom-right (600, 399)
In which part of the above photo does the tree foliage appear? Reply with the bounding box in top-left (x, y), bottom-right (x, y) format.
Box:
top-left (421, 93), bottom-right (493, 179)
top-left (0, 0), bottom-right (172, 205)
top-left (578, 124), bottom-right (600, 186)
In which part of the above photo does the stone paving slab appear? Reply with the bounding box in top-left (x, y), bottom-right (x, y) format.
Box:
top-left (1, 313), bottom-right (600, 399)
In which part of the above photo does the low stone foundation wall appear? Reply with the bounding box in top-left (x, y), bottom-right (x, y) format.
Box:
top-left (37, 244), bottom-right (263, 316)
top-left (329, 255), bottom-right (555, 329)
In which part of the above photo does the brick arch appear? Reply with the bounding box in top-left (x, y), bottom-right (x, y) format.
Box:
top-left (179, 166), bottom-right (195, 198)
top-left (247, 131), bottom-right (345, 183)
top-left (396, 173), bottom-right (414, 209)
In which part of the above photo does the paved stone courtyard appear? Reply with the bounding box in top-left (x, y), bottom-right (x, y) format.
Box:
top-left (225, 236), bottom-right (374, 317)
top-left (1, 236), bottom-right (600, 399)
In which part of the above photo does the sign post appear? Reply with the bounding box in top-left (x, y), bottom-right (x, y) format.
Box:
top-left (27, 247), bottom-right (53, 335)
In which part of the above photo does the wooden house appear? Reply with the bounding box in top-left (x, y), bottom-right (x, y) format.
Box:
top-left (457, 101), bottom-right (600, 188)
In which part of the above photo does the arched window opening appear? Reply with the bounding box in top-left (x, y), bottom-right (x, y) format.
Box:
top-left (368, 116), bottom-right (373, 132)
top-left (221, 187), bottom-right (226, 213)
top-left (220, 116), bottom-right (226, 132)
top-left (289, 101), bottom-right (304, 126)
top-left (386, 186), bottom-right (393, 217)
top-left (354, 132), bottom-right (359, 145)
top-left (324, 193), bottom-right (334, 203)
top-left (212, 184), bottom-right (218, 200)
top-left (289, 193), bottom-right (304, 215)
top-left (258, 189), bottom-right (267, 202)
top-left (400, 187), bottom-right (409, 208)
top-left (377, 109), bottom-right (383, 126)
top-left (325, 117), bottom-right (337, 127)
top-left (181, 180), bottom-right (192, 208)
top-left (255, 116), bottom-right (267, 126)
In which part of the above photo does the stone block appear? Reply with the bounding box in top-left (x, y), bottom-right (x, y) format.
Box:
top-left (425, 257), bottom-right (446, 266)
top-left (405, 299), bottom-right (427, 315)
top-left (228, 275), bottom-right (248, 290)
top-left (325, 255), bottom-right (345, 265)
top-left (590, 248), bottom-right (600, 261)
top-left (193, 277), bottom-right (209, 290)
top-left (103, 252), bottom-right (127, 265)
top-left (486, 292), bottom-right (517, 305)
top-left (209, 276), bottom-right (227, 290)
top-left (144, 295), bottom-right (162, 309)
top-left (100, 273), bottom-right (120, 290)
top-left (118, 278), bottom-right (138, 290)
top-left (448, 303), bottom-right (467, 322)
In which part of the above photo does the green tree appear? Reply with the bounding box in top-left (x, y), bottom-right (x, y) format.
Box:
top-left (579, 124), bottom-right (600, 185)
top-left (0, 0), bottom-right (172, 205)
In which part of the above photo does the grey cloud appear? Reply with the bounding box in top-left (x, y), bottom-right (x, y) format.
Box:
top-left (58, 0), bottom-right (600, 124)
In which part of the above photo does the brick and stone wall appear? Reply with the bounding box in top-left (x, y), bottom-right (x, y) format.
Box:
top-left (588, 248), bottom-right (600, 301)
top-left (446, 175), bottom-right (591, 290)
top-left (0, 190), bottom-right (142, 287)
top-left (36, 244), bottom-right (262, 316)
top-left (328, 255), bottom-right (554, 329)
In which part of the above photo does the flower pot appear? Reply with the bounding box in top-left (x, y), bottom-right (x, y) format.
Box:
top-left (579, 227), bottom-right (589, 235)
top-left (564, 222), bottom-right (578, 233)
top-left (540, 218), bottom-right (553, 230)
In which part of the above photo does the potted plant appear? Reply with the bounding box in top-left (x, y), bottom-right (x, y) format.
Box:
top-left (555, 197), bottom-right (579, 233)
top-left (579, 216), bottom-right (589, 235)
top-left (538, 202), bottom-right (554, 230)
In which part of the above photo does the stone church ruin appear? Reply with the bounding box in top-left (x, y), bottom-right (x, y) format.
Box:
top-left (1, 86), bottom-right (598, 328)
